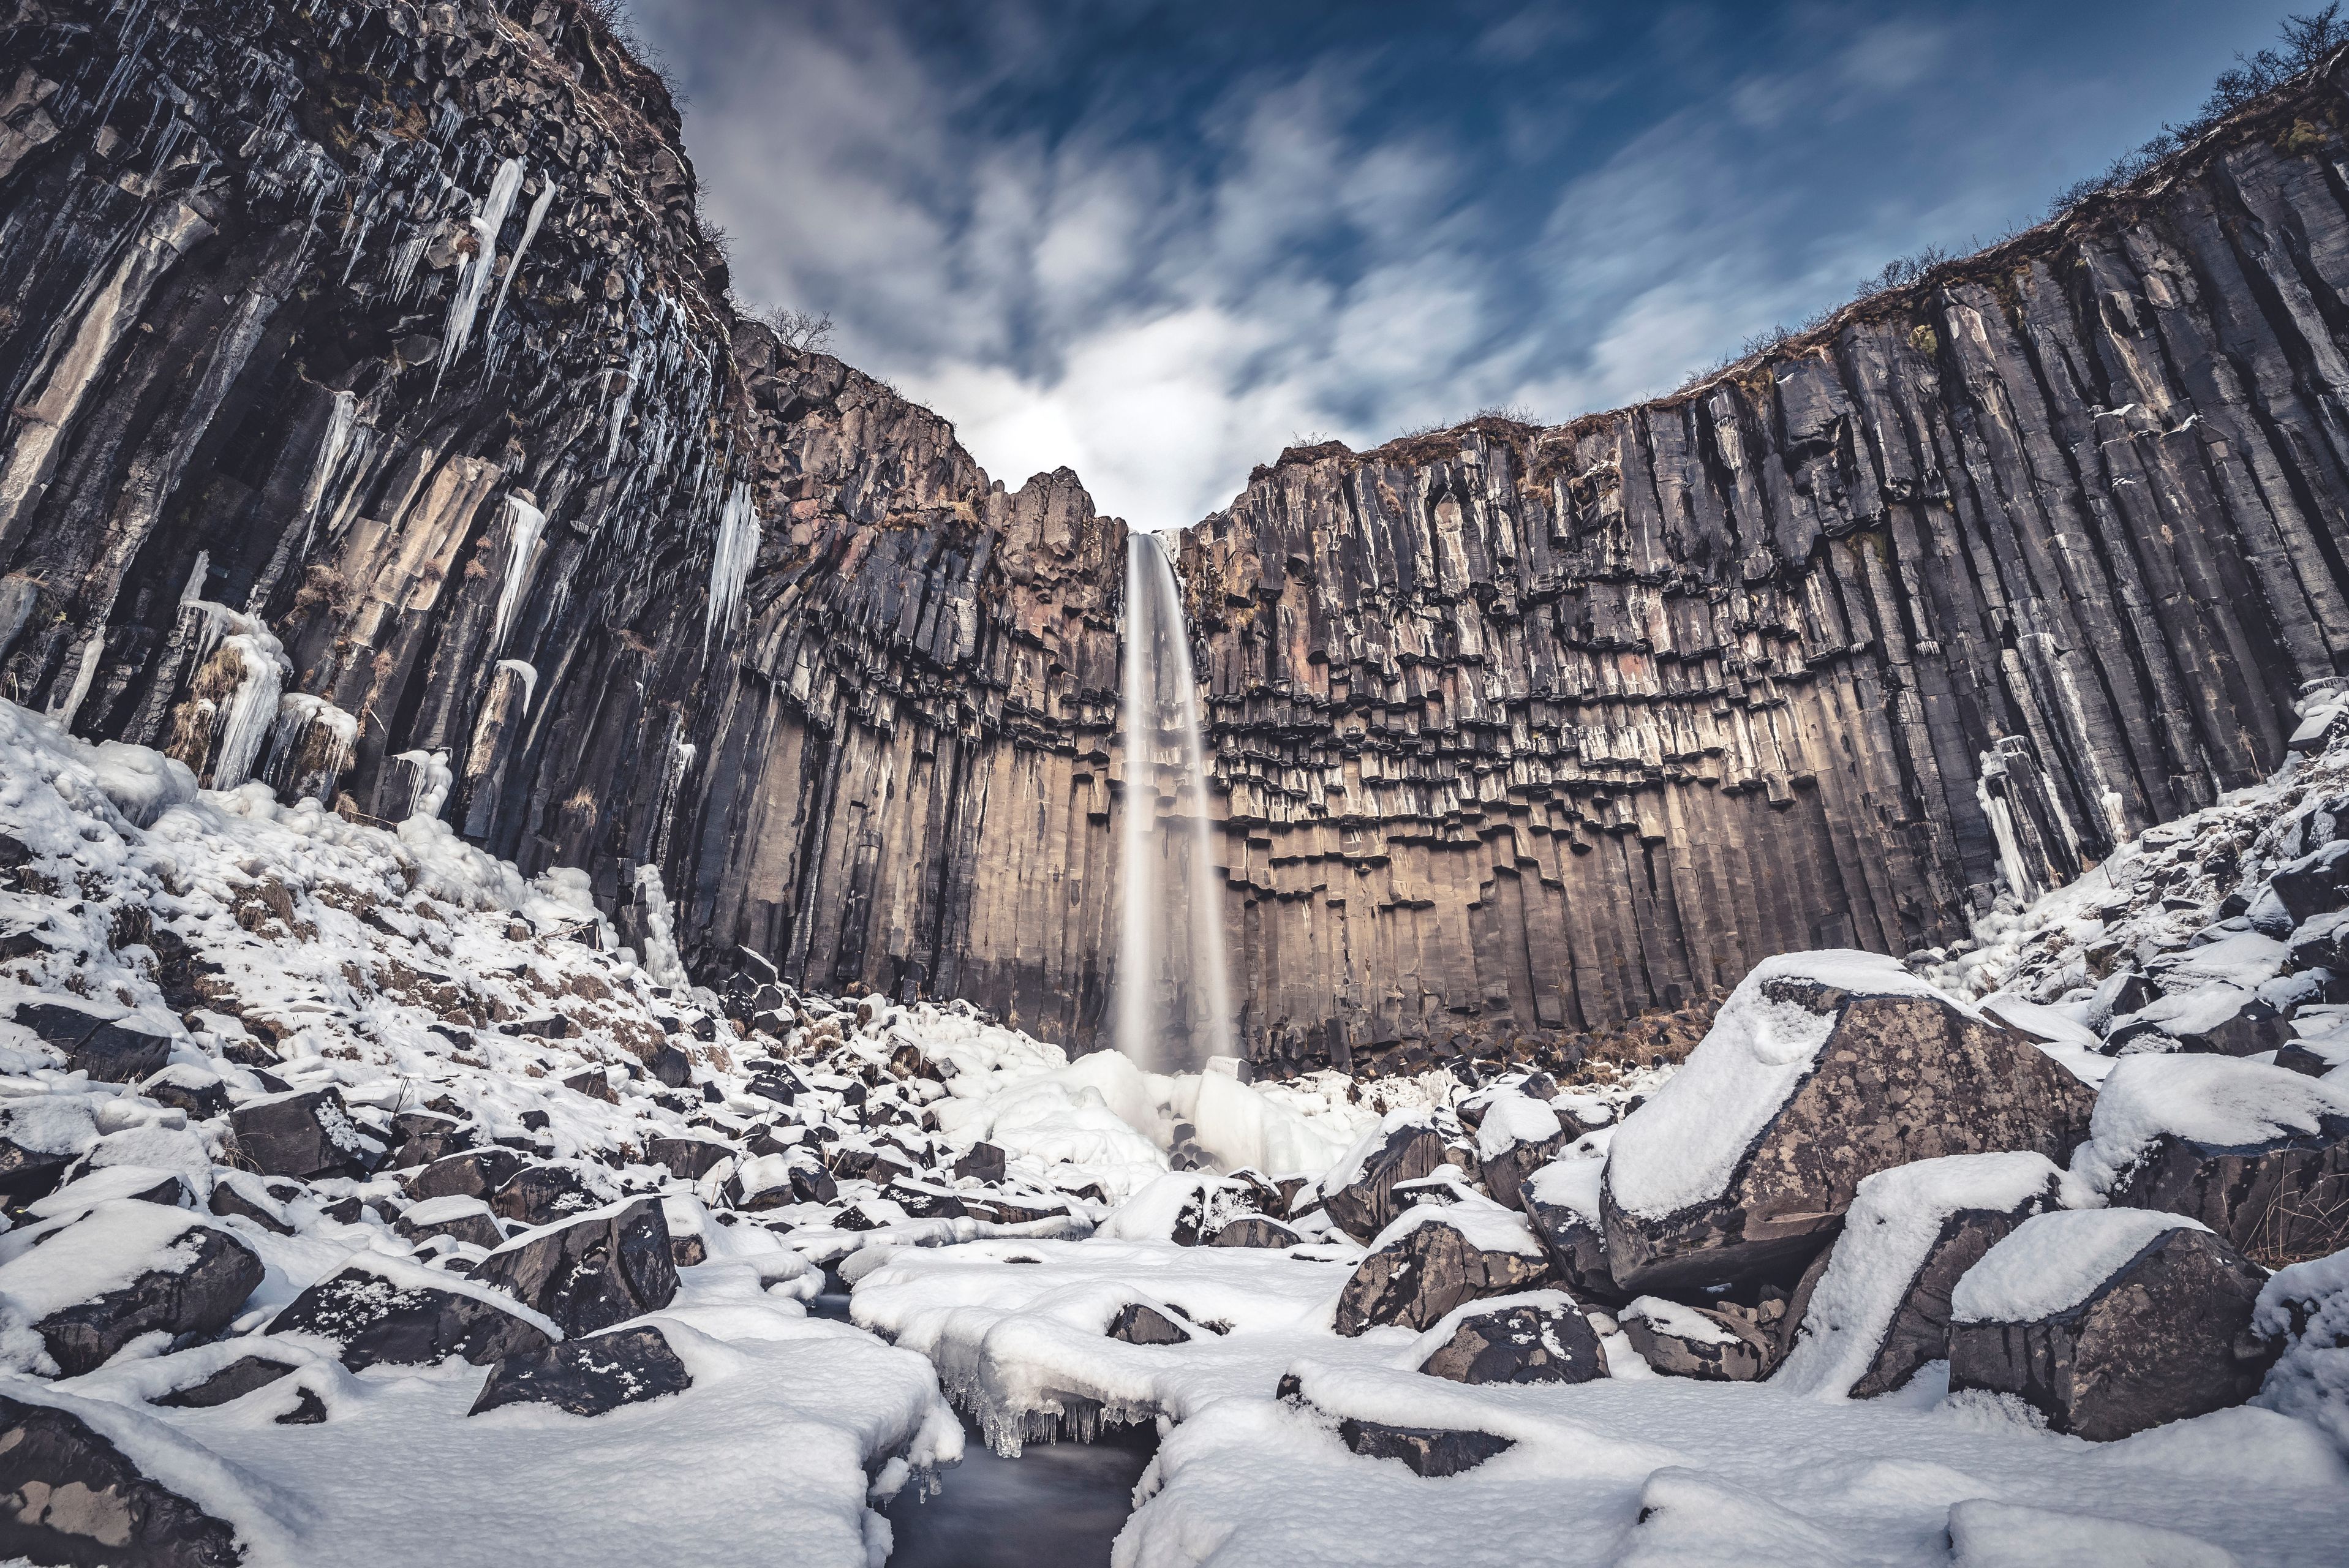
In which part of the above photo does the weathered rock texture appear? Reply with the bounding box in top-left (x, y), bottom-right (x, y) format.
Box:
top-left (9, 0), bottom-right (2349, 1069)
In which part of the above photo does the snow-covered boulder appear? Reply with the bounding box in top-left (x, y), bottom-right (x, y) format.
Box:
top-left (9, 1000), bottom-right (175, 1084)
top-left (0, 1392), bottom-right (243, 1567)
top-left (401, 1144), bottom-right (526, 1202)
top-left (1473, 1093), bottom-right (1566, 1210)
top-left (151, 1353), bottom-right (300, 1410)
top-left (1773, 1152), bottom-right (2070, 1400)
top-left (205, 1170), bottom-right (292, 1235)
top-left (1320, 1110), bottom-right (1453, 1244)
top-left (1944, 1500), bottom-right (2238, 1568)
top-left (379, 1108), bottom-right (473, 1169)
top-left (1207, 1215), bottom-right (1300, 1248)
top-left (1600, 952), bottom-right (2094, 1294)
top-left (472, 1197), bottom-right (677, 1337)
top-left (469, 1324), bottom-right (692, 1418)
top-left (1106, 1302), bottom-right (1196, 1345)
top-left (0, 1201), bottom-right (262, 1378)
top-left (489, 1160), bottom-right (603, 1227)
top-left (1620, 1296), bottom-right (1773, 1381)
top-left (268, 1254), bottom-right (556, 1370)
top-left (393, 1194), bottom-right (503, 1251)
top-left (1520, 1137), bottom-right (1624, 1305)
top-left (227, 1086), bottom-right (380, 1180)
top-left (1948, 1209), bottom-right (2272, 1439)
top-left (1098, 1171), bottom-right (1265, 1247)
top-left (1336, 1416), bottom-right (1512, 1477)
top-left (1333, 1200), bottom-right (1550, 1336)
top-left (0, 1093), bottom-right (96, 1199)
top-left (1413, 1290), bottom-right (1608, 1385)
top-left (2271, 840), bottom-right (2349, 927)
top-left (2074, 1054), bottom-right (2349, 1258)
top-left (2251, 1246), bottom-right (2349, 1452)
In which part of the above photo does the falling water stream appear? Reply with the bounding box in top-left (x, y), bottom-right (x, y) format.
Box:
top-left (1115, 530), bottom-right (1235, 1072)
top-left (858, 540), bottom-right (1230, 1563)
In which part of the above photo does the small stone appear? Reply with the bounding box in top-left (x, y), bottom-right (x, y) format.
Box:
top-left (1619, 1296), bottom-right (1774, 1381)
top-left (1417, 1294), bottom-right (1608, 1385)
top-left (1337, 1417), bottom-right (1514, 1477)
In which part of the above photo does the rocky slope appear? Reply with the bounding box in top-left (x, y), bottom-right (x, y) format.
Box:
top-left (7, 0), bottom-right (2349, 1077)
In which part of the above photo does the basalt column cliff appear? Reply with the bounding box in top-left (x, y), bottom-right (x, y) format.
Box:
top-left (4, 0), bottom-right (2349, 1074)
top-left (1178, 91), bottom-right (2349, 1069)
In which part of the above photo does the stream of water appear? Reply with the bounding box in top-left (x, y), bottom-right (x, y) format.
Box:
top-left (812, 1285), bottom-right (1156, 1568)
top-left (1115, 529), bottom-right (1234, 1074)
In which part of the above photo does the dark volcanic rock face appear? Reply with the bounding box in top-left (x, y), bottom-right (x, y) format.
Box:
top-left (9, 0), bottom-right (2349, 1071)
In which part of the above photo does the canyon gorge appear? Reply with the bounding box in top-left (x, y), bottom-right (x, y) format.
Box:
top-left (3, 0), bottom-right (2348, 1076)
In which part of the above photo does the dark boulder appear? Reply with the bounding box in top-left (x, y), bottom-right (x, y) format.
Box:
top-left (0, 1096), bottom-right (95, 1199)
top-left (2080, 1055), bottom-right (2349, 1262)
top-left (1418, 1294), bottom-right (1608, 1385)
top-left (0, 1394), bottom-right (243, 1567)
top-left (1474, 1096), bottom-right (1568, 1212)
top-left (1322, 1117), bottom-right (1451, 1243)
top-left (1518, 1156), bottom-right (1626, 1306)
top-left (472, 1197), bottom-right (677, 1336)
top-left (1106, 1302), bottom-right (1193, 1345)
top-left (953, 1142), bottom-right (1007, 1184)
top-left (140, 1066), bottom-right (230, 1121)
top-left (9, 1001), bottom-right (174, 1084)
top-left (1334, 1207), bottom-right (1552, 1336)
top-left (394, 1195), bottom-right (505, 1251)
top-left (268, 1261), bottom-right (554, 1369)
top-left (4, 1206), bottom-right (262, 1377)
top-left (152, 1355), bottom-right (296, 1408)
top-left (2271, 840), bottom-right (2349, 926)
top-left (469, 1324), bottom-right (693, 1417)
top-left (228, 1087), bottom-right (380, 1180)
top-left (205, 1173), bottom-right (293, 1235)
top-left (560, 1066), bottom-right (617, 1104)
top-left (489, 1163), bottom-right (601, 1227)
top-left (1209, 1216), bottom-right (1301, 1248)
top-left (2104, 986), bottom-right (2294, 1058)
top-left (1947, 1211), bottom-right (2274, 1440)
top-left (1337, 1417), bottom-right (1513, 1477)
top-left (1601, 959), bottom-right (2094, 1295)
top-left (381, 1110), bottom-right (475, 1169)
top-left (1774, 1152), bottom-right (2064, 1400)
top-left (1620, 1297), bottom-right (1776, 1381)
top-left (401, 1145), bottom-right (527, 1202)
top-left (645, 1136), bottom-right (731, 1181)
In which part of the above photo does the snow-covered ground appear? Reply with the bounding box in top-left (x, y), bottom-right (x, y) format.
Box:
top-left (6, 688), bottom-right (2349, 1567)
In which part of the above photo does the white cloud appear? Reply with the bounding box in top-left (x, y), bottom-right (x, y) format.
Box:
top-left (627, 0), bottom-right (2275, 532)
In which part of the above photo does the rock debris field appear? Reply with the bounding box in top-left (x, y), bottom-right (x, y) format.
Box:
top-left (3, 684), bottom-right (2348, 1566)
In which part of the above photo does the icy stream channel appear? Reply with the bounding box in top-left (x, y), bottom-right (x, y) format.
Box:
top-left (811, 1283), bottom-right (1155, 1566)
top-left (885, 1413), bottom-right (1156, 1568)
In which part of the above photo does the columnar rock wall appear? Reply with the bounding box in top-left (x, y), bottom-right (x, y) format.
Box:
top-left (9, 0), bottom-right (2349, 1074)
top-left (1175, 92), bottom-right (2349, 1069)
top-left (0, 0), bottom-right (743, 964)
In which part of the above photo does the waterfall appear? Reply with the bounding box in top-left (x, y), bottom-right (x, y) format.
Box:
top-left (1115, 530), bottom-right (1234, 1072)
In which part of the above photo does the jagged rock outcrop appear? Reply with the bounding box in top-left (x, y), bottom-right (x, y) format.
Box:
top-left (9, 0), bottom-right (2349, 1075)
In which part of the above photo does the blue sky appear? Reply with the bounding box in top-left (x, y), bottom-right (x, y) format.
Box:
top-left (630, 0), bottom-right (2310, 532)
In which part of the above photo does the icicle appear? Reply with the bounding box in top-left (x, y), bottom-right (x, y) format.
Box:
top-left (630, 864), bottom-right (690, 989)
top-left (604, 339), bottom-right (646, 467)
top-left (489, 492), bottom-right (545, 654)
top-left (496, 657), bottom-right (537, 711)
top-left (262, 692), bottom-right (358, 802)
top-left (704, 481), bottom-right (760, 647)
top-left (481, 178), bottom-right (557, 364)
top-left (296, 391), bottom-right (357, 552)
top-left (178, 601), bottom-right (290, 790)
top-left (45, 635), bottom-right (104, 728)
top-left (434, 157), bottom-right (525, 393)
top-left (388, 748), bottom-right (453, 820)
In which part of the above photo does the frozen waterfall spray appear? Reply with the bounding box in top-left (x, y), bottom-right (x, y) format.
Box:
top-left (1115, 531), bottom-right (1235, 1071)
